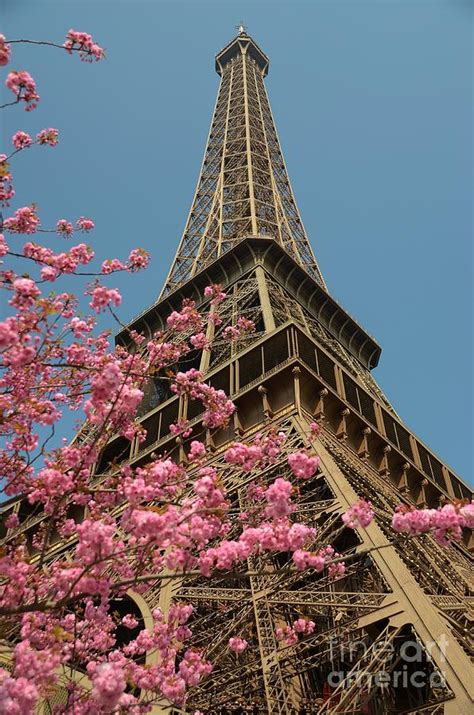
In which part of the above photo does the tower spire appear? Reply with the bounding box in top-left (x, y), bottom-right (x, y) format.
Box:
top-left (160, 31), bottom-right (326, 298)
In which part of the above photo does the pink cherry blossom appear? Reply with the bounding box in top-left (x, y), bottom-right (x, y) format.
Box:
top-left (36, 127), bottom-right (58, 146)
top-left (161, 675), bottom-right (187, 704)
top-left (288, 451), bottom-right (320, 480)
top-left (0, 234), bottom-right (9, 257)
top-left (208, 310), bottom-right (222, 326)
top-left (3, 205), bottom-right (39, 233)
top-left (170, 418), bottom-right (193, 438)
top-left (12, 131), bottom-right (32, 149)
top-left (56, 219), bottom-right (73, 236)
top-left (5, 71), bottom-right (39, 111)
top-left (225, 430), bottom-right (286, 471)
top-left (122, 613), bottom-right (139, 629)
top-left (90, 662), bottom-right (126, 709)
top-left (225, 442), bottom-right (262, 471)
top-left (171, 368), bottom-right (235, 428)
top-left (0, 34), bottom-right (11, 66)
top-left (292, 549), bottom-right (326, 572)
top-left (265, 478), bottom-right (294, 519)
top-left (392, 502), bottom-right (470, 546)
top-left (147, 338), bottom-right (185, 368)
top-left (101, 257), bottom-right (125, 273)
top-left (167, 298), bottom-right (203, 333)
top-left (0, 669), bottom-right (38, 714)
top-left (459, 501), bottom-right (474, 528)
top-left (190, 332), bottom-right (210, 350)
top-left (128, 247), bottom-right (150, 271)
top-left (293, 618), bottom-right (315, 635)
top-left (328, 561), bottom-right (346, 579)
top-left (188, 440), bottom-right (206, 462)
top-left (228, 637), bottom-right (248, 653)
top-left (10, 278), bottom-right (40, 307)
top-left (342, 499), bottom-right (374, 529)
top-left (223, 316), bottom-right (255, 341)
top-left (63, 29), bottom-right (105, 62)
top-left (4, 513), bottom-right (19, 529)
top-left (88, 284), bottom-right (122, 313)
top-left (76, 216), bottom-right (94, 232)
top-left (204, 283), bottom-right (227, 305)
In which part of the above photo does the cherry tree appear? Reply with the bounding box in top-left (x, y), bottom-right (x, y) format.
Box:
top-left (0, 29), bottom-right (472, 714)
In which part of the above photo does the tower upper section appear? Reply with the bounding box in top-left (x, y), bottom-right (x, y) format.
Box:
top-left (160, 30), bottom-right (326, 297)
top-left (215, 29), bottom-right (269, 76)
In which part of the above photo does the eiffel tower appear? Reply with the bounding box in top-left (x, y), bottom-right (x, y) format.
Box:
top-left (105, 29), bottom-right (473, 714)
top-left (105, 28), bottom-right (474, 714)
top-left (57, 28), bottom-right (474, 714)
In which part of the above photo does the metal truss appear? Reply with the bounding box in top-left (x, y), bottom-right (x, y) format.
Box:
top-left (161, 32), bottom-right (326, 297)
top-left (208, 274), bottom-right (264, 368)
top-left (139, 416), bottom-right (464, 713)
top-left (131, 419), bottom-right (436, 715)
top-left (263, 272), bottom-right (397, 413)
top-left (317, 428), bottom-right (473, 659)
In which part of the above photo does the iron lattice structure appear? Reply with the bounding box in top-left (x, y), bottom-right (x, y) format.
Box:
top-left (2, 29), bottom-right (473, 715)
top-left (161, 31), bottom-right (326, 297)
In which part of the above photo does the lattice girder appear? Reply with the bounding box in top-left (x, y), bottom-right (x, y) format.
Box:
top-left (141, 415), bottom-right (472, 713)
top-left (161, 32), bottom-right (326, 297)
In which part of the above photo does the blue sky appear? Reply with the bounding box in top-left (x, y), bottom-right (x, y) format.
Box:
top-left (1, 1), bottom-right (472, 481)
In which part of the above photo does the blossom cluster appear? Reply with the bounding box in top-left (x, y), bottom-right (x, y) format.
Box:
top-left (12, 127), bottom-right (58, 150)
top-left (23, 240), bottom-right (95, 280)
top-left (342, 498), bottom-right (374, 529)
top-left (171, 368), bottom-right (235, 428)
top-left (0, 34), bottom-right (11, 66)
top-left (167, 298), bottom-right (203, 333)
top-left (204, 283), bottom-right (227, 306)
top-left (392, 502), bottom-right (473, 545)
top-left (3, 205), bottom-right (40, 233)
top-left (0, 154), bottom-right (14, 205)
top-left (11, 130), bottom-right (32, 149)
top-left (63, 29), bottom-right (105, 61)
top-left (276, 618), bottom-right (315, 646)
top-left (5, 70), bottom-right (39, 111)
top-left (228, 637), bottom-right (248, 653)
top-left (197, 518), bottom-right (316, 577)
top-left (265, 477), bottom-right (294, 519)
top-left (101, 247), bottom-right (150, 273)
top-left (288, 451), bottom-right (320, 480)
top-left (222, 316), bottom-right (255, 341)
top-left (225, 429), bottom-right (286, 471)
top-left (56, 216), bottom-right (94, 236)
top-left (292, 544), bottom-right (345, 579)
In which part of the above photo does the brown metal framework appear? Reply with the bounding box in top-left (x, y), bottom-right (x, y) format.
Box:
top-left (161, 31), bottom-right (326, 298)
top-left (134, 30), bottom-right (474, 714)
